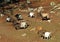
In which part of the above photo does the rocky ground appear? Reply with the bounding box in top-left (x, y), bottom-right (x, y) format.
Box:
top-left (0, 0), bottom-right (60, 42)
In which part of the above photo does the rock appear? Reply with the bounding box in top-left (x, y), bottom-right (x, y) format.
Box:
top-left (50, 11), bottom-right (55, 13)
top-left (47, 20), bottom-right (51, 23)
top-left (33, 8), bottom-right (38, 11)
top-left (36, 26), bottom-right (43, 32)
top-left (50, 2), bottom-right (56, 6)
top-left (37, 6), bottom-right (44, 13)
top-left (28, 8), bottom-right (34, 12)
top-left (30, 28), bottom-right (36, 31)
top-left (27, 0), bottom-right (30, 4)
top-left (57, 7), bottom-right (60, 9)
top-left (0, 14), bottom-right (4, 17)
top-left (21, 33), bottom-right (27, 37)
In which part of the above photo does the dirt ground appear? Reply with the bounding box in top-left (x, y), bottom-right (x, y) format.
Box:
top-left (0, 0), bottom-right (60, 42)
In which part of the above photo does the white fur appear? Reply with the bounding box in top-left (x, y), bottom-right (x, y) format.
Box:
top-left (6, 17), bottom-right (10, 21)
top-left (29, 12), bottom-right (34, 17)
top-left (44, 32), bottom-right (51, 38)
top-left (20, 22), bottom-right (27, 28)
